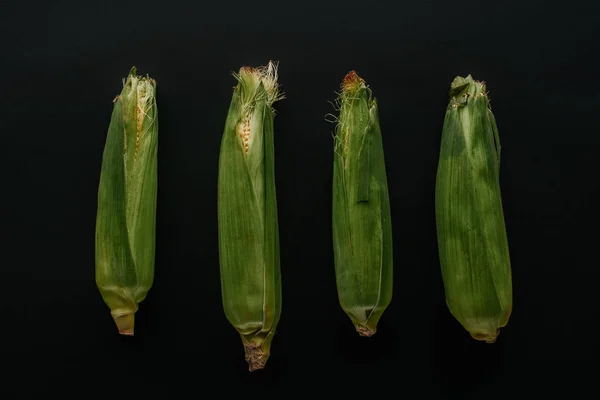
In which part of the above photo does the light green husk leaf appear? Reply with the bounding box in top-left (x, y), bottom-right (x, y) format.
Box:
top-left (217, 61), bottom-right (283, 371)
top-left (95, 66), bottom-right (159, 336)
top-left (435, 74), bottom-right (512, 343)
top-left (331, 71), bottom-right (393, 337)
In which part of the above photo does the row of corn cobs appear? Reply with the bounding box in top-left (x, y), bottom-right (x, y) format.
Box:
top-left (95, 63), bottom-right (512, 372)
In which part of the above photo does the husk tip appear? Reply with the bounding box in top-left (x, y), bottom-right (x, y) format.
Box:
top-left (450, 75), bottom-right (470, 92)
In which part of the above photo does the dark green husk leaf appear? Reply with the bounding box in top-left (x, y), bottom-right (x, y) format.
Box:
top-left (95, 67), bottom-right (159, 336)
top-left (217, 62), bottom-right (283, 371)
top-left (331, 71), bottom-right (393, 337)
top-left (435, 74), bottom-right (512, 343)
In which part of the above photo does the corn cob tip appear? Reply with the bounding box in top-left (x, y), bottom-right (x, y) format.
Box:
top-left (342, 70), bottom-right (366, 93)
top-left (243, 342), bottom-right (268, 372)
top-left (111, 310), bottom-right (135, 336)
top-left (233, 60), bottom-right (284, 107)
top-left (356, 325), bottom-right (376, 337)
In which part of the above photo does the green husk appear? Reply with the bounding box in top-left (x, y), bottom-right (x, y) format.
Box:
top-left (217, 61), bottom-right (283, 371)
top-left (331, 71), bottom-right (393, 337)
top-left (95, 67), bottom-right (159, 336)
top-left (435, 74), bottom-right (512, 343)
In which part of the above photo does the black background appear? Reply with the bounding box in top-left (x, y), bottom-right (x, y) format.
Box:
top-left (1, 0), bottom-right (599, 397)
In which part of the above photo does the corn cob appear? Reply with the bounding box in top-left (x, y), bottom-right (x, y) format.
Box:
top-left (217, 61), bottom-right (283, 371)
top-left (435, 75), bottom-right (512, 343)
top-left (95, 67), bottom-right (158, 336)
top-left (331, 71), bottom-right (393, 337)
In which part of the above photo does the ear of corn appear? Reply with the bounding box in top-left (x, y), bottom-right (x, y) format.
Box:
top-left (435, 75), bottom-right (512, 343)
top-left (331, 71), bottom-right (393, 337)
top-left (217, 61), bottom-right (283, 371)
top-left (95, 67), bottom-right (159, 336)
